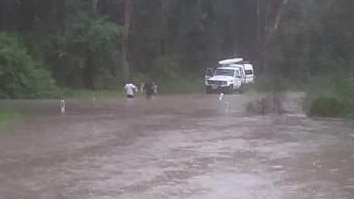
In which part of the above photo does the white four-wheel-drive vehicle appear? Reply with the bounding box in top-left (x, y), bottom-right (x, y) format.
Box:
top-left (204, 58), bottom-right (255, 93)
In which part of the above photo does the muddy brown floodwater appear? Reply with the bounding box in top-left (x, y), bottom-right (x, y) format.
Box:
top-left (0, 92), bottom-right (353, 199)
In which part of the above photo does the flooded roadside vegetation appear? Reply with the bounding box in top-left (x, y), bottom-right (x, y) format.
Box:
top-left (0, 0), bottom-right (353, 198)
top-left (0, 93), bottom-right (353, 198)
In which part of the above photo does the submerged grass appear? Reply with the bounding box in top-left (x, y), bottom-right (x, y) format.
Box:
top-left (0, 107), bottom-right (21, 131)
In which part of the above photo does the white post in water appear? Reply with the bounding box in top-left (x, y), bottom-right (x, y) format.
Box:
top-left (60, 99), bottom-right (65, 113)
top-left (219, 93), bottom-right (224, 101)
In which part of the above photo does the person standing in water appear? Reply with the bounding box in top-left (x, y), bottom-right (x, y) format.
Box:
top-left (152, 81), bottom-right (158, 95)
top-left (124, 82), bottom-right (138, 98)
top-left (143, 80), bottom-right (154, 99)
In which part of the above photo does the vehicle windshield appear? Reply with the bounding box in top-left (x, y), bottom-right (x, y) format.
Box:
top-left (214, 69), bottom-right (234, 77)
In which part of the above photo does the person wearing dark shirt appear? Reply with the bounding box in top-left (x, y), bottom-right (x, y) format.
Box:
top-left (143, 81), bottom-right (154, 99)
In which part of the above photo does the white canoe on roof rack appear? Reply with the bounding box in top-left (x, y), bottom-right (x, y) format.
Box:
top-left (218, 58), bottom-right (243, 65)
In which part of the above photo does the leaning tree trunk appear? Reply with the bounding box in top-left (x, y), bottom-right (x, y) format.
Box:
top-left (122, 0), bottom-right (133, 82)
top-left (269, 0), bottom-right (288, 113)
top-left (266, 0), bottom-right (288, 41)
top-left (256, 0), bottom-right (267, 74)
top-left (244, 0), bottom-right (289, 115)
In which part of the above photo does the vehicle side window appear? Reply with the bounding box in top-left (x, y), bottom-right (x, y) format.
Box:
top-left (245, 70), bottom-right (253, 75)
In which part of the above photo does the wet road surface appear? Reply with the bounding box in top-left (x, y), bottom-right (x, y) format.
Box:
top-left (0, 93), bottom-right (354, 199)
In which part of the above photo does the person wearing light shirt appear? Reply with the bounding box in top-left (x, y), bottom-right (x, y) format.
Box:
top-left (124, 83), bottom-right (138, 98)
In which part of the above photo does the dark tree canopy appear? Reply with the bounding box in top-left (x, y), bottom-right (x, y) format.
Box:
top-left (0, 0), bottom-right (353, 97)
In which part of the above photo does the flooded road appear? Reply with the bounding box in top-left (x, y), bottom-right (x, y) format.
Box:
top-left (0, 93), bottom-right (353, 199)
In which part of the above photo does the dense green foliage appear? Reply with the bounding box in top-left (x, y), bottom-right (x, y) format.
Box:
top-left (0, 33), bottom-right (59, 98)
top-left (0, 0), bottom-right (262, 97)
top-left (305, 74), bottom-right (354, 117)
top-left (0, 0), bottom-right (353, 106)
top-left (308, 96), bottom-right (345, 117)
top-left (54, 11), bottom-right (122, 89)
top-left (269, 0), bottom-right (354, 78)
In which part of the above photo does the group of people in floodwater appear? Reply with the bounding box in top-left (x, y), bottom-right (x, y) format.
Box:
top-left (124, 80), bottom-right (158, 99)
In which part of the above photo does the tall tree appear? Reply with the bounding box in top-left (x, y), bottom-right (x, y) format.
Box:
top-left (122, 0), bottom-right (133, 81)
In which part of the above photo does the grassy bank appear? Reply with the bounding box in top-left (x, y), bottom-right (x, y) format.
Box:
top-left (62, 89), bottom-right (124, 99)
top-left (247, 74), bottom-right (354, 119)
top-left (59, 75), bottom-right (204, 99)
top-left (158, 78), bottom-right (204, 94)
top-left (0, 108), bottom-right (21, 131)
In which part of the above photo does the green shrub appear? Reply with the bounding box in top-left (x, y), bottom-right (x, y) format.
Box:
top-left (308, 95), bottom-right (346, 117)
top-left (52, 11), bottom-right (122, 89)
top-left (304, 69), bottom-right (354, 118)
top-left (0, 33), bottom-right (60, 99)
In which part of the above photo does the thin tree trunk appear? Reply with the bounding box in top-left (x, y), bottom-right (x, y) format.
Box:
top-left (263, 0), bottom-right (288, 62)
top-left (263, 0), bottom-right (288, 113)
top-left (231, 1), bottom-right (238, 56)
top-left (87, 0), bottom-right (98, 92)
top-left (92, 0), bottom-right (97, 12)
top-left (122, 0), bottom-right (133, 82)
top-left (159, 0), bottom-right (170, 56)
top-left (256, 0), bottom-right (267, 74)
top-left (267, 0), bottom-right (288, 39)
top-left (273, 0), bottom-right (288, 29)
top-left (249, 0), bottom-right (258, 68)
top-left (0, 0), bottom-right (8, 30)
